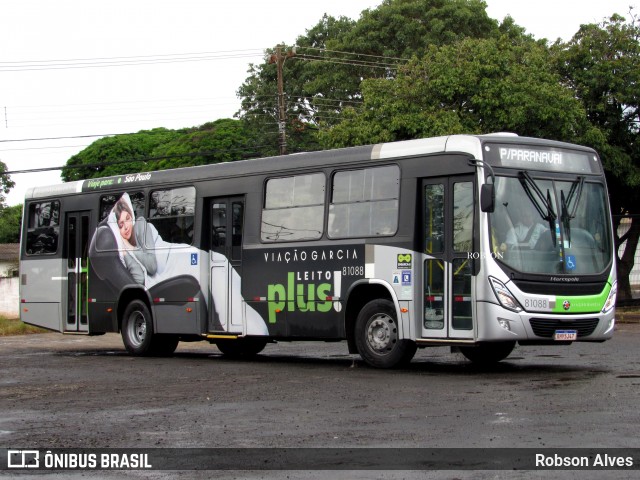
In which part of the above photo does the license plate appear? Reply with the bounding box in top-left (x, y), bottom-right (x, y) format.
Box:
top-left (554, 330), bottom-right (577, 341)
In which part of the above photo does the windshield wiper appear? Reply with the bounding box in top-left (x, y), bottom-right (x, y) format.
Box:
top-left (560, 176), bottom-right (585, 246)
top-left (519, 171), bottom-right (557, 245)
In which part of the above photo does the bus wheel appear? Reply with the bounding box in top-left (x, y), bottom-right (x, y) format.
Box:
top-left (216, 338), bottom-right (267, 358)
top-left (121, 299), bottom-right (155, 356)
top-left (355, 299), bottom-right (417, 368)
top-left (459, 342), bottom-right (516, 365)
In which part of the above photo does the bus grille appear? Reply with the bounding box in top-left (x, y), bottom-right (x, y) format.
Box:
top-left (529, 318), bottom-right (600, 338)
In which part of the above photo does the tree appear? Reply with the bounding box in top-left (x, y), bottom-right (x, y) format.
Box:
top-left (62, 120), bottom-right (265, 181)
top-left (0, 159), bottom-right (15, 208)
top-left (332, 0), bottom-right (499, 58)
top-left (319, 35), bottom-right (594, 148)
top-left (236, 0), bottom-right (503, 149)
top-left (0, 204), bottom-right (22, 243)
top-left (237, 14), bottom-right (354, 154)
top-left (556, 11), bottom-right (640, 300)
top-left (148, 119), bottom-right (266, 169)
top-left (62, 128), bottom-right (180, 181)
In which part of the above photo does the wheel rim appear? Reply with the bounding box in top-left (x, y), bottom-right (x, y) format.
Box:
top-left (127, 310), bottom-right (147, 347)
top-left (365, 313), bottom-right (397, 355)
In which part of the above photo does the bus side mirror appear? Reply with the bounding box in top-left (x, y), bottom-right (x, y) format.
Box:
top-left (481, 184), bottom-right (495, 213)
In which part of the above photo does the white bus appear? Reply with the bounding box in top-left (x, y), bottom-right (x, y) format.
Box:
top-left (19, 133), bottom-right (617, 368)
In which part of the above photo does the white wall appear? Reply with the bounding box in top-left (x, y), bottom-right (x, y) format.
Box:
top-left (0, 277), bottom-right (19, 317)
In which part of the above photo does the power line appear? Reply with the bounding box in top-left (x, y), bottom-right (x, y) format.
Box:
top-left (0, 46), bottom-right (408, 73)
top-left (2, 49), bottom-right (264, 65)
top-left (6, 95), bottom-right (238, 110)
top-left (2, 98), bottom-right (240, 131)
top-left (0, 134), bottom-right (119, 143)
top-left (298, 54), bottom-right (399, 70)
top-left (0, 144), bottom-right (90, 152)
top-left (0, 49), bottom-right (265, 72)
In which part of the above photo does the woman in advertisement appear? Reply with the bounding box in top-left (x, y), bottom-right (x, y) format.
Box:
top-left (112, 194), bottom-right (157, 285)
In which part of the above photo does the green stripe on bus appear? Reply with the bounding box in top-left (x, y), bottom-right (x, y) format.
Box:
top-left (553, 283), bottom-right (611, 314)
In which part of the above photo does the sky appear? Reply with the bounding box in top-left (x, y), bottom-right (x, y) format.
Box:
top-left (1, 0), bottom-right (637, 206)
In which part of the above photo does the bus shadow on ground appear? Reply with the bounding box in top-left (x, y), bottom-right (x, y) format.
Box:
top-left (66, 349), bottom-right (608, 378)
top-left (55, 344), bottom-right (611, 380)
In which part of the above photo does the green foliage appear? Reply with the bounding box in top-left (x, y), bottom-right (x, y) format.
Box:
top-left (62, 120), bottom-right (263, 180)
top-left (0, 160), bottom-right (15, 207)
top-left (237, 14), bottom-right (353, 153)
top-left (319, 36), bottom-right (592, 148)
top-left (0, 204), bottom-right (22, 244)
top-left (333, 0), bottom-right (499, 58)
top-left (62, 128), bottom-right (180, 181)
top-left (555, 12), bottom-right (640, 213)
top-left (237, 0), bottom-right (502, 147)
top-left (555, 10), bottom-right (640, 300)
top-left (148, 119), bottom-right (265, 169)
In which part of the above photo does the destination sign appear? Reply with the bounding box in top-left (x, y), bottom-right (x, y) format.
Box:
top-left (484, 143), bottom-right (601, 174)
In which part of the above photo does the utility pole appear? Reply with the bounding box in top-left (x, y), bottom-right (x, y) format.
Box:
top-left (269, 45), bottom-right (296, 155)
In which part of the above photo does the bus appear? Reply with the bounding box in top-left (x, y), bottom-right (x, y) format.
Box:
top-left (19, 133), bottom-right (617, 368)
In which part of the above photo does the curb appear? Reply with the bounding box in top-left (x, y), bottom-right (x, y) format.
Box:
top-left (616, 314), bottom-right (640, 324)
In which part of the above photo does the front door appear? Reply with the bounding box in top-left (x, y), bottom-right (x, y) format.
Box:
top-left (209, 197), bottom-right (245, 333)
top-left (65, 211), bottom-right (90, 333)
top-left (422, 177), bottom-right (475, 339)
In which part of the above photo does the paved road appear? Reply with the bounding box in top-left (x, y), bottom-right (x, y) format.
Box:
top-left (1, 324), bottom-right (639, 479)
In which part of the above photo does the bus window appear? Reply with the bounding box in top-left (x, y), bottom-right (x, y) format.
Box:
top-left (25, 200), bottom-right (60, 255)
top-left (453, 182), bottom-right (473, 252)
top-left (261, 173), bottom-right (325, 242)
top-left (329, 165), bottom-right (399, 238)
top-left (424, 184), bottom-right (444, 253)
top-left (149, 186), bottom-right (195, 244)
top-left (99, 192), bottom-right (145, 221)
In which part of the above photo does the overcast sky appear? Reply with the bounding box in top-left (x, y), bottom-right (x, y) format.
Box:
top-left (1, 0), bottom-right (637, 206)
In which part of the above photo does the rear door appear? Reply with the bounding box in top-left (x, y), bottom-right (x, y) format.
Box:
top-left (64, 211), bottom-right (91, 333)
top-left (209, 196), bottom-right (245, 332)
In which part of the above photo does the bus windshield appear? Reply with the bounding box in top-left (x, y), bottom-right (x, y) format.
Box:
top-left (490, 174), bottom-right (612, 275)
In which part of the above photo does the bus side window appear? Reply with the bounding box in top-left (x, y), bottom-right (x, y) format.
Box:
top-left (328, 165), bottom-right (400, 238)
top-left (99, 192), bottom-right (145, 222)
top-left (25, 201), bottom-right (60, 255)
top-left (261, 173), bottom-right (325, 242)
top-left (453, 181), bottom-right (473, 252)
top-left (148, 186), bottom-right (196, 245)
top-left (424, 184), bottom-right (444, 253)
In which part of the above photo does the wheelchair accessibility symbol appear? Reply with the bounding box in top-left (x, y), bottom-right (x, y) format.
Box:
top-left (565, 255), bottom-right (576, 271)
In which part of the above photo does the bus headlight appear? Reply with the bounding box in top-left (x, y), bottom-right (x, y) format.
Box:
top-left (602, 281), bottom-right (617, 314)
top-left (489, 276), bottom-right (523, 313)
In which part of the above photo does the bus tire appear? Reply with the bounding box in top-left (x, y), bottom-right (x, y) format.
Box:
top-left (459, 342), bottom-right (515, 365)
top-left (121, 299), bottom-right (155, 356)
top-left (216, 338), bottom-right (267, 358)
top-left (355, 299), bottom-right (417, 368)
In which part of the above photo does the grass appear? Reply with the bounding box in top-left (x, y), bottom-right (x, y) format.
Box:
top-left (0, 315), bottom-right (47, 336)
